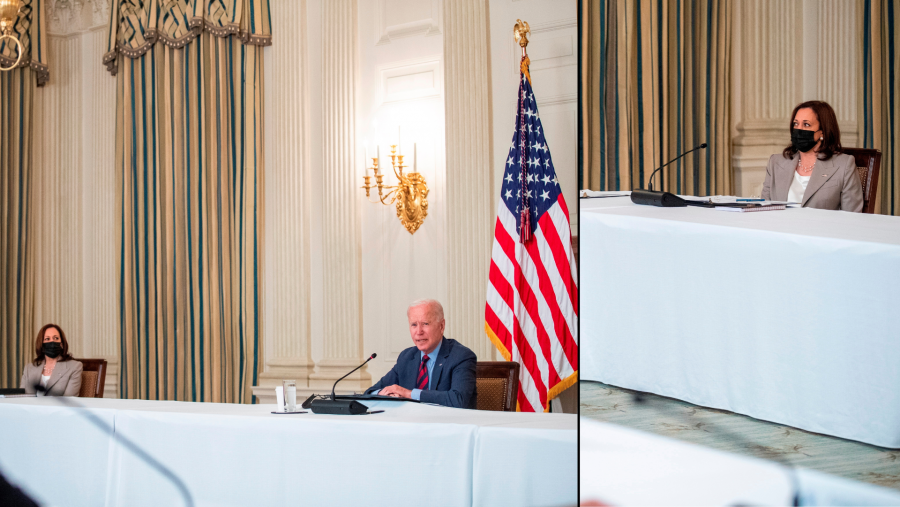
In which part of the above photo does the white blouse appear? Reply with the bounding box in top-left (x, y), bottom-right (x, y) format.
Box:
top-left (38, 374), bottom-right (50, 396)
top-left (787, 171), bottom-right (810, 203)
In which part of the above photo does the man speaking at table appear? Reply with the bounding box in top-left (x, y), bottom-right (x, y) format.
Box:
top-left (365, 299), bottom-right (477, 409)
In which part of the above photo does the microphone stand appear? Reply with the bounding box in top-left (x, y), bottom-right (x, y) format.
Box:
top-left (308, 354), bottom-right (377, 415)
top-left (331, 354), bottom-right (376, 401)
top-left (631, 143), bottom-right (709, 207)
top-left (34, 386), bottom-right (194, 507)
top-left (647, 143), bottom-right (708, 191)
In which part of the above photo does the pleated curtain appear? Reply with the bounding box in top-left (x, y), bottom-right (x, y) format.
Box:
top-left (859, 0), bottom-right (899, 216)
top-left (581, 0), bottom-right (733, 195)
top-left (0, 0), bottom-right (47, 389)
top-left (105, 0), bottom-right (271, 403)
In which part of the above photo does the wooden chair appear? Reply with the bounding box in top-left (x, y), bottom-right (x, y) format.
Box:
top-left (840, 148), bottom-right (882, 214)
top-left (475, 361), bottom-right (519, 412)
top-left (75, 359), bottom-right (108, 398)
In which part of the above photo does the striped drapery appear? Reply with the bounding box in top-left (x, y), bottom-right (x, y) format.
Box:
top-left (0, 0), bottom-right (48, 85)
top-left (581, 0), bottom-right (733, 196)
top-left (0, 69), bottom-right (36, 389)
top-left (860, 0), bottom-right (899, 216)
top-left (0, 0), bottom-right (46, 388)
top-left (105, 1), bottom-right (270, 403)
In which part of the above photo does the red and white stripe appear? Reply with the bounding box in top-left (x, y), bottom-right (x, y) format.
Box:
top-left (485, 196), bottom-right (578, 412)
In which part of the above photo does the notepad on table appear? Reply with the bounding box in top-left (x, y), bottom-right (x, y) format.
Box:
top-left (715, 204), bottom-right (786, 212)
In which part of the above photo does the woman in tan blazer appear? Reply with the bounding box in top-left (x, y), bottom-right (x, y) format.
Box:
top-left (761, 100), bottom-right (863, 212)
top-left (20, 323), bottom-right (83, 396)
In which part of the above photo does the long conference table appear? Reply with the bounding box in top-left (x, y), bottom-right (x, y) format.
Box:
top-left (581, 195), bottom-right (900, 448)
top-left (0, 397), bottom-right (576, 507)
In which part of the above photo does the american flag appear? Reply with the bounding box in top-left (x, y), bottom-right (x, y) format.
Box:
top-left (485, 56), bottom-right (578, 412)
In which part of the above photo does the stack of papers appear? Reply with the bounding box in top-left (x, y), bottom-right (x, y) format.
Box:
top-left (681, 195), bottom-right (801, 210)
top-left (580, 190), bottom-right (632, 199)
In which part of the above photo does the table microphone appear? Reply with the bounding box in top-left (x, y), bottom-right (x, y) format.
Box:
top-left (647, 143), bottom-right (708, 191)
top-left (34, 384), bottom-right (194, 507)
top-left (331, 353), bottom-right (376, 401)
top-left (309, 354), bottom-right (376, 415)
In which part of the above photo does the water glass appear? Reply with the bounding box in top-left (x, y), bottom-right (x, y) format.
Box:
top-left (283, 380), bottom-right (297, 412)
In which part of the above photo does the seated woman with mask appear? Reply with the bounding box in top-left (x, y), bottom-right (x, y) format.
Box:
top-left (20, 324), bottom-right (83, 396)
top-left (761, 100), bottom-right (863, 211)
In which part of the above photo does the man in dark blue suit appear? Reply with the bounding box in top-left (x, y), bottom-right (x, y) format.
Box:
top-left (366, 300), bottom-right (477, 409)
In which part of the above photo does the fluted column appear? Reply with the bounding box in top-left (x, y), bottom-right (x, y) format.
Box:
top-left (443, 0), bottom-right (495, 361)
top-left (733, 0), bottom-right (858, 196)
top-left (308, 0), bottom-right (369, 390)
top-left (30, 0), bottom-right (118, 397)
top-left (815, 0), bottom-right (857, 143)
top-left (32, 5), bottom-right (119, 396)
top-left (79, 27), bottom-right (119, 398)
top-left (251, 0), bottom-right (315, 402)
top-left (33, 35), bottom-right (85, 357)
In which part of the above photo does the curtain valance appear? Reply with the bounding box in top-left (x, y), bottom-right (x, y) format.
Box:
top-left (103, 0), bottom-right (271, 75)
top-left (0, 0), bottom-right (48, 86)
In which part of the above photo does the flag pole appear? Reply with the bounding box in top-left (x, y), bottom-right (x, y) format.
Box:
top-left (515, 20), bottom-right (532, 242)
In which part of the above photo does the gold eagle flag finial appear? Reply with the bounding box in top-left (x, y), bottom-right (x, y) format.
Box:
top-left (514, 19), bottom-right (530, 51)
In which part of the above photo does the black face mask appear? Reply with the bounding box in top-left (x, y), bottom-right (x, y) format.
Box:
top-left (42, 342), bottom-right (62, 358)
top-left (791, 128), bottom-right (819, 153)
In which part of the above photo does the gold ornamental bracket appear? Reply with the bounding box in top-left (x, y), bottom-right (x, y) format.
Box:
top-left (361, 143), bottom-right (429, 235)
top-left (0, 0), bottom-right (23, 72)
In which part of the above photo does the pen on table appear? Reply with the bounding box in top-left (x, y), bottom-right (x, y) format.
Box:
top-left (737, 198), bottom-right (765, 202)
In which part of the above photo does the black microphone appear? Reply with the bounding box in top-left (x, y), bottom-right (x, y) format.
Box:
top-left (308, 354), bottom-right (377, 415)
top-left (331, 353), bottom-right (376, 401)
top-left (34, 384), bottom-right (194, 507)
top-left (647, 143), bottom-right (708, 191)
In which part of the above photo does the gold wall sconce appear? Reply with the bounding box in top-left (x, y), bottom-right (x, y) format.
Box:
top-left (361, 142), bottom-right (429, 235)
top-left (0, 0), bottom-right (23, 72)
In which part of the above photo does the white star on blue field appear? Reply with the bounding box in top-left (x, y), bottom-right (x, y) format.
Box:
top-left (501, 78), bottom-right (561, 237)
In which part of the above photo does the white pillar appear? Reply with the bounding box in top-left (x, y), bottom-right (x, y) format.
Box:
top-left (33, 0), bottom-right (119, 397)
top-left (307, 0), bottom-right (370, 391)
top-left (79, 26), bottom-right (119, 398)
top-left (443, 0), bottom-right (495, 361)
top-left (253, 0), bottom-right (316, 402)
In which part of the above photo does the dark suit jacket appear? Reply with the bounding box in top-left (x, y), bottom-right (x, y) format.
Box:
top-left (366, 337), bottom-right (477, 409)
top-left (761, 153), bottom-right (863, 211)
top-left (20, 359), bottom-right (83, 396)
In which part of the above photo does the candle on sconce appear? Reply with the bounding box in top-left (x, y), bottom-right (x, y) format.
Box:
top-left (377, 145), bottom-right (381, 173)
top-left (398, 126), bottom-right (401, 153)
top-left (413, 143), bottom-right (417, 173)
top-left (365, 146), bottom-right (369, 168)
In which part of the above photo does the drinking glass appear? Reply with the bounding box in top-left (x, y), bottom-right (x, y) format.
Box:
top-left (283, 380), bottom-right (297, 412)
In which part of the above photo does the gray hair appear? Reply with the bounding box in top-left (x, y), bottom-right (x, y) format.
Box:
top-left (407, 299), bottom-right (444, 321)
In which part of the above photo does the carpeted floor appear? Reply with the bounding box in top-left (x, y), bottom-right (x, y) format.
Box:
top-left (581, 381), bottom-right (900, 491)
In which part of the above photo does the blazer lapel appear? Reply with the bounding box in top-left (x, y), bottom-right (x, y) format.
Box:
top-left (428, 338), bottom-right (450, 389)
top-left (774, 154), bottom-right (798, 200)
top-left (802, 157), bottom-right (838, 206)
top-left (44, 360), bottom-right (68, 392)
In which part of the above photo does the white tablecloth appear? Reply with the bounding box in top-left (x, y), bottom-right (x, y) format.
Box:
top-left (581, 196), bottom-right (900, 448)
top-left (0, 397), bottom-right (576, 507)
top-left (580, 418), bottom-right (900, 506)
